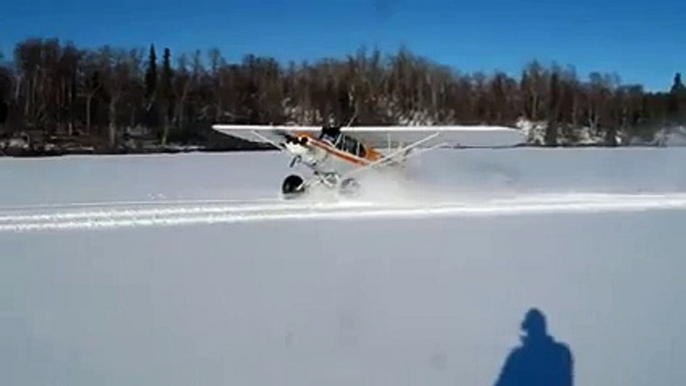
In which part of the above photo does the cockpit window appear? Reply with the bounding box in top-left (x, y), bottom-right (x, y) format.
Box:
top-left (321, 131), bottom-right (338, 144)
top-left (336, 134), bottom-right (364, 157)
top-left (320, 127), bottom-right (365, 158)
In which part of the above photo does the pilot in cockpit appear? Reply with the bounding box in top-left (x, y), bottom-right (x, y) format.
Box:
top-left (319, 126), bottom-right (341, 145)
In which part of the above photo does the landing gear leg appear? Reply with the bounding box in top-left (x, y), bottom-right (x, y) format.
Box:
top-left (281, 173), bottom-right (360, 199)
top-left (339, 178), bottom-right (361, 197)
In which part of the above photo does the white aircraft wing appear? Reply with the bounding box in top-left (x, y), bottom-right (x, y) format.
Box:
top-left (211, 124), bottom-right (526, 149)
top-left (211, 124), bottom-right (320, 149)
top-left (338, 125), bottom-right (526, 149)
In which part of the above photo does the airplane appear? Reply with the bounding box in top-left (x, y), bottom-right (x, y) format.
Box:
top-left (211, 123), bottom-right (527, 198)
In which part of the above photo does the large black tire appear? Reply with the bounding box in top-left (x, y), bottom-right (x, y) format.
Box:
top-left (282, 174), bottom-right (305, 198)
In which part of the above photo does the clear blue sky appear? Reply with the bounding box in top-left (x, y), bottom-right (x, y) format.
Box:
top-left (1, 0), bottom-right (684, 91)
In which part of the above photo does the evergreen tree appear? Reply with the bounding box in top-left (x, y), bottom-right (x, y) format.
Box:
top-left (0, 100), bottom-right (7, 125)
top-left (159, 47), bottom-right (174, 144)
top-left (144, 44), bottom-right (158, 127)
top-left (545, 72), bottom-right (559, 146)
top-left (0, 64), bottom-right (12, 127)
top-left (667, 72), bottom-right (686, 125)
top-left (670, 73), bottom-right (685, 94)
top-left (145, 44), bottom-right (157, 100)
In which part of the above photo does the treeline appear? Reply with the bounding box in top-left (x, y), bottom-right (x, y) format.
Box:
top-left (1, 37), bottom-right (686, 150)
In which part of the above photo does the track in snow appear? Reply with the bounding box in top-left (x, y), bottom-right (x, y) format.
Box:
top-left (2, 192), bottom-right (686, 233)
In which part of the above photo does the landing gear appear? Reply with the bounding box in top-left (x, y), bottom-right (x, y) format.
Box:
top-left (282, 174), bottom-right (305, 199)
top-left (339, 178), bottom-right (360, 196)
top-left (280, 173), bottom-right (360, 199)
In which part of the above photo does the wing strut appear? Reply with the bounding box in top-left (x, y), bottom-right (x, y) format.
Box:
top-left (342, 132), bottom-right (441, 179)
top-left (250, 130), bottom-right (287, 151)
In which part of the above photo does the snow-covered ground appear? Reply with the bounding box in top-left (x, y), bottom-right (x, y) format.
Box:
top-left (2, 149), bottom-right (686, 385)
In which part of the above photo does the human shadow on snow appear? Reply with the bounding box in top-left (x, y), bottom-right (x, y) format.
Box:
top-left (493, 308), bottom-right (574, 386)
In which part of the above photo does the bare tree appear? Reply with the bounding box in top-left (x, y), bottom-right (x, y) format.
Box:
top-left (97, 47), bottom-right (136, 147)
top-left (0, 62), bottom-right (11, 132)
top-left (0, 38), bottom-right (678, 150)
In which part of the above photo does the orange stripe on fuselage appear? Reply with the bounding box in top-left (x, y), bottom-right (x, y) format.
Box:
top-left (298, 133), bottom-right (381, 166)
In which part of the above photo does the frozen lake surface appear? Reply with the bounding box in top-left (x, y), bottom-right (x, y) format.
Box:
top-left (2, 148), bottom-right (686, 385)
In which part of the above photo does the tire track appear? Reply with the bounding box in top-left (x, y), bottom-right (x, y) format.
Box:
top-left (2, 193), bottom-right (686, 233)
